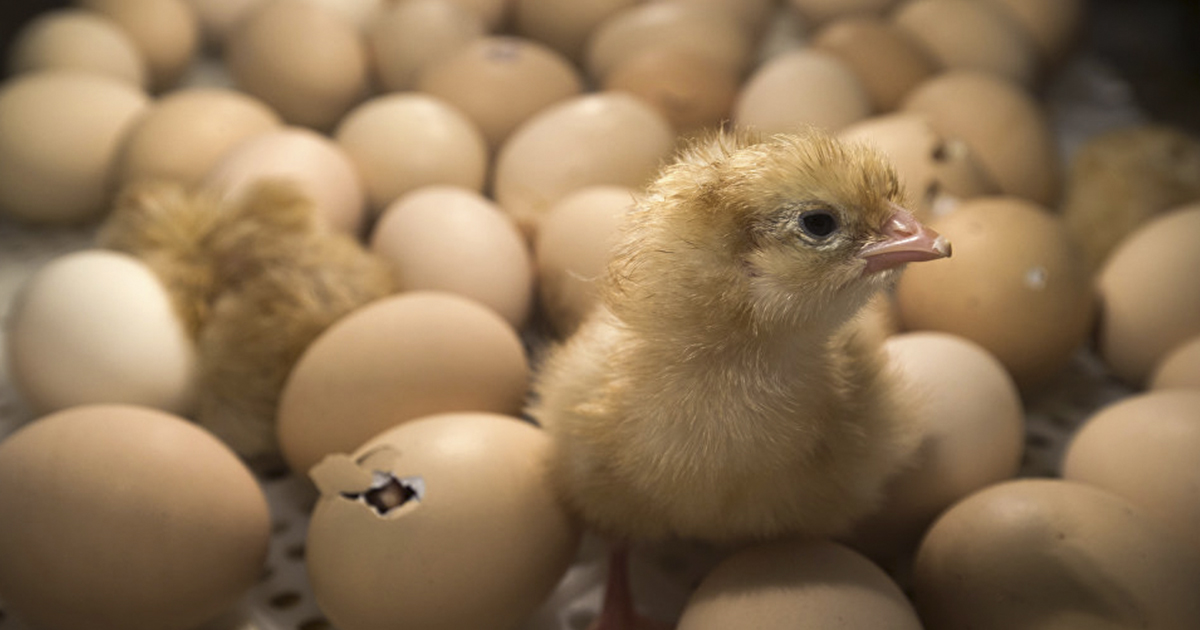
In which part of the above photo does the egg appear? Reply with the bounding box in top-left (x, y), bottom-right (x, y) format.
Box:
top-left (893, 0), bottom-right (1038, 87)
top-left (7, 8), bottom-right (147, 89)
top-left (1062, 390), bottom-right (1200, 555)
top-left (0, 70), bottom-right (149, 224)
top-left (78, 0), bottom-right (199, 91)
top-left (733, 49), bottom-right (872, 135)
top-left (535, 185), bottom-right (635, 336)
top-left (492, 92), bottom-right (674, 236)
top-left (443, 0), bottom-right (509, 30)
top-left (846, 332), bottom-right (1024, 564)
top-left (896, 197), bottom-right (1095, 390)
top-left (903, 70), bottom-right (1061, 208)
top-left (277, 291), bottom-right (530, 475)
top-left (367, 0), bottom-right (485, 92)
top-left (117, 86), bottom-right (281, 189)
top-left (335, 93), bottom-right (489, 218)
top-left (981, 0), bottom-right (1086, 67)
top-left (811, 16), bottom-right (938, 113)
top-left (1096, 204), bottom-right (1200, 386)
top-left (652, 0), bottom-right (777, 33)
top-left (604, 47), bottom-right (740, 134)
top-left (180, 0), bottom-right (264, 46)
top-left (676, 540), bottom-right (922, 630)
top-left (5, 250), bottom-right (197, 416)
top-left (0, 404), bottom-right (270, 630)
top-left (1151, 335), bottom-right (1200, 391)
top-left (787, 0), bottom-right (900, 28)
top-left (838, 112), bottom-right (999, 221)
top-left (912, 479), bottom-right (1200, 630)
top-left (369, 186), bottom-right (534, 328)
top-left (303, 0), bottom-right (387, 31)
top-left (224, 0), bottom-right (368, 130)
top-left (512, 0), bottom-right (638, 63)
top-left (416, 36), bottom-right (584, 152)
top-left (306, 412), bottom-right (580, 630)
top-left (202, 126), bottom-right (365, 235)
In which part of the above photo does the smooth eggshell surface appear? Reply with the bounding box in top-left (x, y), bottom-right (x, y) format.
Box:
top-left (733, 49), bottom-right (871, 135)
top-left (912, 479), bottom-right (1200, 630)
top-left (1062, 389), bottom-right (1200, 554)
top-left (982, 0), bottom-right (1085, 66)
top-left (79, 0), bottom-right (199, 91)
top-left (1151, 335), bottom-right (1200, 391)
top-left (6, 250), bottom-right (197, 416)
top-left (512, 0), bottom-right (638, 62)
top-left (787, 0), bottom-right (899, 27)
top-left (676, 540), bottom-right (922, 630)
top-left (604, 47), bottom-right (739, 133)
top-left (277, 291), bottom-right (530, 475)
top-left (306, 413), bottom-right (580, 630)
top-left (7, 8), bottom-right (147, 88)
top-left (0, 404), bottom-right (270, 630)
top-left (367, 0), bottom-right (485, 92)
top-left (811, 16), bottom-right (938, 112)
top-left (893, 0), bottom-right (1038, 87)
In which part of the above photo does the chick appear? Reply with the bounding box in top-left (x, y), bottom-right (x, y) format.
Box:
top-left (528, 128), bottom-right (949, 627)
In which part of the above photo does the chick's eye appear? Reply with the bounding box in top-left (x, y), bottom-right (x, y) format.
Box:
top-left (798, 210), bottom-right (839, 239)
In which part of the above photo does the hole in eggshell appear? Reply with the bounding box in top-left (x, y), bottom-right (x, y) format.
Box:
top-left (339, 471), bottom-right (424, 516)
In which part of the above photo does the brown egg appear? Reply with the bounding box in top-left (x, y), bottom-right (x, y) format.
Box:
top-left (369, 186), bottom-right (534, 328)
top-left (443, 0), bottom-right (509, 30)
top-left (811, 16), bottom-right (938, 113)
top-left (7, 8), bottom-right (147, 89)
top-left (896, 197), bottom-right (1095, 390)
top-left (512, 0), bottom-right (638, 63)
top-left (0, 404), bottom-right (270, 630)
top-left (585, 2), bottom-right (754, 83)
top-left (0, 70), bottom-right (149, 225)
top-left (202, 126), bottom-right (365, 235)
top-left (492, 92), bottom-right (674, 236)
top-left (912, 479), bottom-right (1200, 630)
top-left (839, 112), bottom-right (999, 221)
top-left (367, 0), bottom-right (485, 92)
top-left (846, 332), bottom-right (1024, 564)
top-left (276, 291), bottom-right (530, 475)
top-left (335, 93), bottom-right (488, 218)
top-left (676, 540), bottom-right (923, 630)
top-left (78, 0), bottom-right (199, 91)
top-left (651, 0), bottom-right (777, 33)
top-left (416, 35), bottom-right (584, 152)
top-left (787, 0), bottom-right (900, 28)
top-left (903, 70), bottom-right (1061, 207)
top-left (535, 185), bottom-right (635, 336)
top-left (981, 0), bottom-right (1086, 67)
top-left (306, 412), bottom-right (580, 630)
top-left (893, 0), bottom-right (1038, 88)
top-left (1151, 336), bottom-right (1200, 391)
top-left (224, 0), bottom-right (368, 130)
top-left (1062, 390), bottom-right (1200, 555)
top-left (604, 47), bottom-right (739, 134)
top-left (117, 87), bottom-right (281, 189)
top-left (734, 49), bottom-right (872, 135)
top-left (304, 0), bottom-right (387, 31)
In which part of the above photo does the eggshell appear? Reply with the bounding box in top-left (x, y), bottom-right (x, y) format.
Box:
top-left (1151, 336), bottom-right (1200, 391)
top-left (652, 0), bottom-right (777, 33)
top-left (903, 70), bottom-right (1060, 208)
top-left (912, 479), bottom-right (1200, 630)
top-left (981, 0), bottom-right (1085, 66)
top-left (811, 16), bottom-right (937, 113)
top-left (846, 332), bottom-right (1024, 563)
top-left (838, 112), bottom-right (999, 221)
top-left (303, 0), bottom-right (387, 30)
top-left (443, 0), bottom-right (509, 29)
top-left (896, 197), bottom-right (1095, 390)
top-left (79, 0), bottom-right (199, 91)
top-left (335, 93), bottom-right (489, 218)
top-left (535, 185), bottom-right (634, 336)
top-left (202, 126), bottom-right (365, 235)
top-left (367, 0), bottom-right (485, 92)
top-left (512, 0), bottom-right (638, 62)
top-left (276, 291), bottom-right (530, 475)
top-left (893, 0), bottom-right (1038, 87)
top-left (180, 0), bottom-right (264, 46)
top-left (0, 70), bottom-right (149, 224)
top-left (1062, 390), bottom-right (1200, 555)
top-left (7, 8), bottom-right (147, 89)
top-left (117, 87), bottom-right (281, 189)
top-left (0, 404), bottom-right (270, 630)
top-left (416, 36), bottom-right (584, 152)
top-left (733, 49), bottom-right (871, 135)
top-left (604, 47), bottom-right (739, 134)
top-left (306, 413), bottom-right (580, 630)
top-left (5, 250), bottom-right (198, 416)
top-left (224, 0), bottom-right (368, 130)
top-left (369, 186), bottom-right (534, 328)
top-left (492, 92), bottom-right (674, 236)
top-left (787, 0), bottom-right (899, 28)
top-left (1096, 205), bottom-right (1200, 386)
top-left (676, 540), bottom-right (922, 630)
top-left (585, 3), bottom-right (754, 83)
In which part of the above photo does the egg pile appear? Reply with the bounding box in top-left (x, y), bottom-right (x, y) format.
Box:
top-left (1, 0), bottom-right (1199, 629)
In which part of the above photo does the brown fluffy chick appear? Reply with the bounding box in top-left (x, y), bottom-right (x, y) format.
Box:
top-left (99, 180), bottom-right (395, 467)
top-left (529, 128), bottom-right (951, 545)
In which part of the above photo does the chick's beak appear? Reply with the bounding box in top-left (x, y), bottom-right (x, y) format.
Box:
top-left (858, 203), bottom-right (951, 274)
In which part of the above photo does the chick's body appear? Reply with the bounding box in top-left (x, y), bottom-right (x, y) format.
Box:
top-left (531, 129), bottom-right (948, 543)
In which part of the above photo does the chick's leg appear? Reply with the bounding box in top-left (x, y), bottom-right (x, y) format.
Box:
top-left (590, 548), bottom-right (674, 630)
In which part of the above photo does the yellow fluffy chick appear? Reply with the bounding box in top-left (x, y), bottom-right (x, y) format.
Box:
top-left (99, 180), bottom-right (395, 468)
top-left (530, 128), bottom-right (952, 545)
